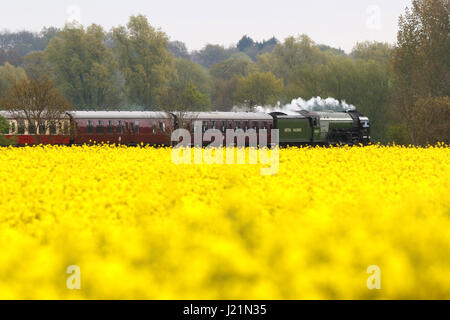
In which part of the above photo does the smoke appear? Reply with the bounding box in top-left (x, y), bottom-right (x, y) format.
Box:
top-left (252, 97), bottom-right (356, 115)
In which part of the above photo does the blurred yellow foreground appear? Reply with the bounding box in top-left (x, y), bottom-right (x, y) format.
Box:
top-left (0, 144), bottom-right (449, 299)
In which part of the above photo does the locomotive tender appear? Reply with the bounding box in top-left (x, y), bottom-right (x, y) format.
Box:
top-left (0, 109), bottom-right (370, 146)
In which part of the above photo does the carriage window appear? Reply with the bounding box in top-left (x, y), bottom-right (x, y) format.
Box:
top-left (117, 121), bottom-right (123, 134)
top-left (222, 121), bottom-right (226, 132)
top-left (97, 120), bottom-right (104, 134)
top-left (261, 122), bottom-right (267, 131)
top-left (49, 121), bottom-right (57, 135)
top-left (107, 120), bottom-right (114, 134)
top-left (252, 121), bottom-right (258, 131)
top-left (244, 121), bottom-right (250, 132)
top-left (211, 121), bottom-right (216, 131)
top-left (9, 121), bottom-right (16, 134)
top-left (17, 121), bottom-right (25, 134)
top-left (159, 122), bottom-right (165, 132)
top-left (202, 121), bottom-right (208, 133)
top-left (62, 121), bottom-right (69, 135)
top-left (152, 122), bottom-right (156, 134)
top-left (57, 122), bottom-right (63, 135)
top-left (27, 121), bottom-right (36, 134)
top-left (39, 122), bottom-right (46, 135)
top-left (87, 120), bottom-right (94, 134)
top-left (135, 121), bottom-right (140, 134)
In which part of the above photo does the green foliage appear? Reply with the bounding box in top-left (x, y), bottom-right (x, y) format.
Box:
top-left (236, 35), bottom-right (277, 60)
top-left (351, 41), bottom-right (393, 64)
top-left (0, 62), bottom-right (28, 97)
top-left (260, 35), bottom-right (326, 85)
top-left (386, 124), bottom-right (409, 145)
top-left (180, 81), bottom-right (211, 111)
top-left (46, 24), bottom-right (122, 109)
top-left (0, 115), bottom-right (13, 146)
top-left (210, 53), bottom-right (254, 80)
top-left (168, 41), bottom-right (190, 59)
top-left (191, 44), bottom-right (234, 68)
top-left (234, 72), bottom-right (284, 107)
top-left (112, 15), bottom-right (175, 109)
top-left (174, 58), bottom-right (212, 96)
top-left (392, 0), bottom-right (450, 144)
top-left (0, 115), bottom-right (8, 134)
top-left (211, 77), bottom-right (239, 111)
top-left (0, 27), bottom-right (59, 66)
top-left (23, 51), bottom-right (51, 80)
top-left (317, 44), bottom-right (346, 56)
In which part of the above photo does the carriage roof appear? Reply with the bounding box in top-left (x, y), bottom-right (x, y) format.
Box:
top-left (181, 112), bottom-right (273, 121)
top-left (68, 111), bottom-right (170, 119)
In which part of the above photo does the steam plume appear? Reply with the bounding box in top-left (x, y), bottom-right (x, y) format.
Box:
top-left (252, 97), bottom-right (356, 115)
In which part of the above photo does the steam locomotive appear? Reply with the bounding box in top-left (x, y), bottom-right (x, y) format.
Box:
top-left (0, 109), bottom-right (370, 146)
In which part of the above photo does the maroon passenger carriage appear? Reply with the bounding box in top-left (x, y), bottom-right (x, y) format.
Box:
top-left (1, 110), bottom-right (275, 146)
top-left (67, 111), bottom-right (172, 145)
top-left (175, 112), bottom-right (274, 146)
top-left (70, 111), bottom-right (274, 146)
top-left (0, 111), bottom-right (72, 145)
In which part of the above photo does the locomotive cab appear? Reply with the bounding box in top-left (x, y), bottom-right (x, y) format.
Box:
top-left (359, 116), bottom-right (371, 144)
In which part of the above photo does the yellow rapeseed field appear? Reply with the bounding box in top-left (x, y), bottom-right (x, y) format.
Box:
top-left (0, 144), bottom-right (449, 299)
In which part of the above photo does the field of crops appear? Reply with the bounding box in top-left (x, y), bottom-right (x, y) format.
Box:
top-left (0, 144), bottom-right (449, 299)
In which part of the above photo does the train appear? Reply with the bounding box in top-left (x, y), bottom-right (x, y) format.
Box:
top-left (0, 109), bottom-right (370, 146)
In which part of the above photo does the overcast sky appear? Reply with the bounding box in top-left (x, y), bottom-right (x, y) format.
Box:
top-left (2, 0), bottom-right (412, 52)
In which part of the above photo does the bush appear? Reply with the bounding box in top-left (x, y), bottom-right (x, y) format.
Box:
top-left (0, 115), bottom-right (14, 146)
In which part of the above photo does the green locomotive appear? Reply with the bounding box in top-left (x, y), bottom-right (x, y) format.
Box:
top-left (271, 110), bottom-right (370, 146)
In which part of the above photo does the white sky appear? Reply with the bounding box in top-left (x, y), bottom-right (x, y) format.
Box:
top-left (2, 0), bottom-right (412, 52)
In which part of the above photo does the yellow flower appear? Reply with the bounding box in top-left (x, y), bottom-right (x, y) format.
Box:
top-left (0, 144), bottom-right (449, 299)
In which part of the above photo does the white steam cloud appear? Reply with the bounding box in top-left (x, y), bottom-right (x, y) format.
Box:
top-left (252, 97), bottom-right (356, 115)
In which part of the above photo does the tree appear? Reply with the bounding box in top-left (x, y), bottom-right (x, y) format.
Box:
top-left (46, 24), bottom-right (123, 109)
top-left (0, 28), bottom-right (59, 66)
top-left (0, 62), bottom-right (28, 97)
top-left (351, 59), bottom-right (391, 142)
top-left (236, 35), bottom-right (278, 60)
top-left (160, 80), bottom-right (210, 112)
top-left (0, 114), bottom-right (12, 146)
top-left (321, 54), bottom-right (358, 102)
top-left (158, 81), bottom-right (208, 139)
top-left (392, 0), bottom-right (450, 144)
top-left (256, 35), bottom-right (329, 102)
top-left (234, 72), bottom-right (284, 108)
top-left (211, 77), bottom-right (240, 111)
top-left (168, 41), bottom-right (190, 59)
top-left (409, 97), bottom-right (450, 144)
top-left (179, 81), bottom-right (210, 111)
top-left (351, 41), bottom-right (393, 64)
top-left (112, 15), bottom-right (175, 108)
top-left (0, 49), bottom-right (22, 67)
top-left (1, 78), bottom-right (71, 143)
top-left (23, 51), bottom-right (51, 80)
top-left (191, 44), bottom-right (234, 68)
top-left (260, 35), bottom-right (326, 84)
top-left (210, 53), bottom-right (254, 80)
top-left (317, 44), bottom-right (346, 56)
top-left (174, 58), bottom-right (212, 96)
top-left (237, 35), bottom-right (255, 52)
top-left (209, 53), bottom-right (255, 110)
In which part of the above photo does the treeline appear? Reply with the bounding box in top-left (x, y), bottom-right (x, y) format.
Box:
top-left (0, 0), bottom-right (448, 144)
